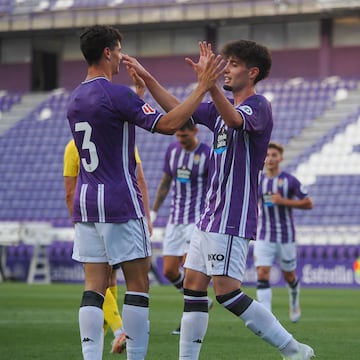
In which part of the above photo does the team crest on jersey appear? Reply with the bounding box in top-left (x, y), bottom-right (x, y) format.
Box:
top-left (141, 103), bottom-right (156, 115)
top-left (194, 154), bottom-right (201, 164)
top-left (278, 179), bottom-right (284, 187)
top-left (239, 105), bottom-right (253, 115)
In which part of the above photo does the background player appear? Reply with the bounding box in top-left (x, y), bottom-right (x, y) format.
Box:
top-left (254, 141), bottom-right (313, 322)
top-left (150, 121), bottom-right (211, 335)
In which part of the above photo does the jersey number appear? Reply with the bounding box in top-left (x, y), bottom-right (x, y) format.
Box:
top-left (75, 122), bottom-right (99, 172)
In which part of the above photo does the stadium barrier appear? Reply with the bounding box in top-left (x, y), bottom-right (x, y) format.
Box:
top-left (1, 223), bottom-right (359, 288)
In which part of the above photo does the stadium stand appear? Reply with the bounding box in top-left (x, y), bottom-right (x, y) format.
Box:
top-left (0, 77), bottom-right (358, 227)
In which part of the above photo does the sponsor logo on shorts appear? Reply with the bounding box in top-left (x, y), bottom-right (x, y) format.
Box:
top-left (208, 253), bottom-right (225, 261)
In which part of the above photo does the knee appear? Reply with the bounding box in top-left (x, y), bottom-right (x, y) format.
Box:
top-left (257, 266), bottom-right (270, 280)
top-left (163, 267), bottom-right (179, 282)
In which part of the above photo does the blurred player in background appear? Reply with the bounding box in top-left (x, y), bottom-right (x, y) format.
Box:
top-left (67, 24), bottom-right (225, 360)
top-left (63, 139), bottom-right (152, 354)
top-left (254, 142), bottom-right (313, 322)
top-left (125, 39), bottom-right (315, 360)
top-left (150, 121), bottom-right (211, 335)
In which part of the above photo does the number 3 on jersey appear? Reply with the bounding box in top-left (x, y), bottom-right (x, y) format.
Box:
top-left (75, 122), bottom-right (99, 172)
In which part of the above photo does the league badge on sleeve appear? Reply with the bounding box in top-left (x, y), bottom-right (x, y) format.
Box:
top-left (141, 103), bottom-right (156, 115)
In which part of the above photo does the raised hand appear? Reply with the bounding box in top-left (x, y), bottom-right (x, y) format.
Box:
top-left (186, 41), bottom-right (225, 92)
top-left (122, 54), bottom-right (150, 81)
top-left (185, 41), bottom-right (214, 76)
top-left (126, 65), bottom-right (146, 98)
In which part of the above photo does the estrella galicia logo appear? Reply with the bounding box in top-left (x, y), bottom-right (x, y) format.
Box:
top-left (214, 126), bottom-right (227, 154)
top-left (239, 105), bottom-right (253, 115)
top-left (176, 166), bottom-right (191, 183)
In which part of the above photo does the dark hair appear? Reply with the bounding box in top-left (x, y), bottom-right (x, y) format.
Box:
top-left (80, 25), bottom-right (123, 65)
top-left (221, 40), bottom-right (272, 83)
top-left (268, 141), bottom-right (284, 155)
top-left (179, 120), bottom-right (197, 132)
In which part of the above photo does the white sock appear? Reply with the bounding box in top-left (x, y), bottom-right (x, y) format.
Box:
top-left (179, 312), bottom-right (209, 360)
top-left (240, 300), bottom-right (292, 350)
top-left (256, 288), bottom-right (272, 312)
top-left (281, 338), bottom-right (301, 357)
top-left (122, 292), bottom-right (149, 360)
top-left (79, 306), bottom-right (104, 360)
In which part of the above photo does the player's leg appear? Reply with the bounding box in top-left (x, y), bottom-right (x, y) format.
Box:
top-left (209, 234), bottom-right (314, 360)
top-left (256, 266), bottom-right (272, 311)
top-left (100, 218), bottom-right (152, 360)
top-left (280, 243), bottom-right (300, 322)
top-left (179, 228), bottom-right (211, 360)
top-left (163, 254), bottom-right (185, 290)
top-left (162, 223), bottom-right (187, 291)
top-left (121, 257), bottom-right (151, 360)
top-left (73, 222), bottom-right (111, 360)
top-left (254, 240), bottom-right (276, 311)
top-left (103, 268), bottom-right (126, 353)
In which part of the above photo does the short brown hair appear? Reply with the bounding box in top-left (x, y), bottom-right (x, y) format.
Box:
top-left (268, 141), bottom-right (284, 155)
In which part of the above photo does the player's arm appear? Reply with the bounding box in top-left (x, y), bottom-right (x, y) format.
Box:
top-left (209, 85), bottom-right (244, 128)
top-left (64, 176), bottom-right (77, 217)
top-left (123, 42), bottom-right (225, 134)
top-left (188, 42), bottom-right (243, 129)
top-left (150, 173), bottom-right (172, 223)
top-left (136, 161), bottom-right (153, 236)
top-left (271, 193), bottom-right (313, 209)
top-left (123, 55), bottom-right (180, 112)
top-left (63, 140), bottom-right (79, 217)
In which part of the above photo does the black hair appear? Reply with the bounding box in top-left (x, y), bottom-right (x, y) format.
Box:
top-left (179, 120), bottom-right (197, 132)
top-left (80, 24), bottom-right (123, 66)
top-left (221, 40), bottom-right (272, 83)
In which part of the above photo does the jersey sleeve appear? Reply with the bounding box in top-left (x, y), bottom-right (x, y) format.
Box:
top-left (111, 85), bottom-right (163, 133)
top-left (191, 102), bottom-right (219, 131)
top-left (63, 139), bottom-right (80, 177)
top-left (292, 175), bottom-right (309, 199)
top-left (236, 95), bottom-right (272, 134)
top-left (163, 144), bottom-right (173, 176)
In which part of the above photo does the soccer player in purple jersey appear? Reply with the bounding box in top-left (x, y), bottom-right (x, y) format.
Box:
top-left (255, 142), bottom-right (313, 322)
top-left (150, 121), bottom-right (212, 334)
top-left (67, 25), bottom-right (225, 360)
top-left (126, 41), bottom-right (315, 360)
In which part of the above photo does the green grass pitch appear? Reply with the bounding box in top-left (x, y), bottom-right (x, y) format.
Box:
top-left (0, 283), bottom-right (358, 359)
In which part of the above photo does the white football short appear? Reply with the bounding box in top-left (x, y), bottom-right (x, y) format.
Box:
top-left (253, 240), bottom-right (297, 272)
top-left (163, 223), bottom-right (196, 256)
top-left (184, 227), bottom-right (250, 282)
top-left (72, 217), bottom-right (151, 265)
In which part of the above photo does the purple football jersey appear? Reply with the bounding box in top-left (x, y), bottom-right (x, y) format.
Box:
top-left (164, 142), bottom-right (210, 224)
top-left (192, 94), bottom-right (273, 239)
top-left (67, 77), bottom-right (163, 223)
top-left (257, 171), bottom-right (309, 243)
